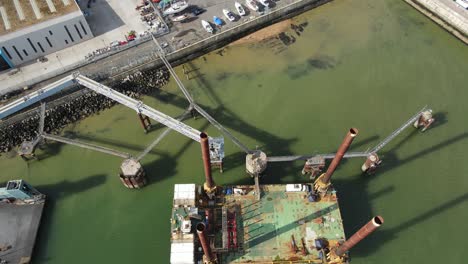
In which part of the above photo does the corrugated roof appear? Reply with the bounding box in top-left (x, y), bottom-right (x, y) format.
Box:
top-left (170, 242), bottom-right (194, 264)
top-left (174, 184), bottom-right (196, 206)
top-left (0, 0), bottom-right (79, 36)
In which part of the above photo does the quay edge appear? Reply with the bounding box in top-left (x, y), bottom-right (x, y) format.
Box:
top-left (2, 0), bottom-right (334, 99)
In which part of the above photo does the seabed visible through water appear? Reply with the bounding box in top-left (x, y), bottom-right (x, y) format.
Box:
top-left (0, 0), bottom-right (467, 263)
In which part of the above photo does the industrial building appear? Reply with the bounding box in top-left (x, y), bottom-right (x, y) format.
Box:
top-left (0, 0), bottom-right (93, 69)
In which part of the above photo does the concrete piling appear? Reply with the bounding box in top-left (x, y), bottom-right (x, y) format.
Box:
top-left (119, 159), bottom-right (147, 189)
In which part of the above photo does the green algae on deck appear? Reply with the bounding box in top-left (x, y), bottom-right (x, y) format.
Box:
top-left (222, 185), bottom-right (345, 263)
top-left (0, 0), bottom-right (467, 263)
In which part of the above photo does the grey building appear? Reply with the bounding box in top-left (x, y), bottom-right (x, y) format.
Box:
top-left (0, 0), bottom-right (93, 68)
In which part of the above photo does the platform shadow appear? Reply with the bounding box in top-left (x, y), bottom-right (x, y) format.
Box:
top-left (348, 192), bottom-right (468, 258)
top-left (221, 127), bottom-right (464, 258)
top-left (32, 174), bottom-right (107, 262)
top-left (335, 131), bottom-right (468, 256)
top-left (142, 118), bottom-right (211, 185)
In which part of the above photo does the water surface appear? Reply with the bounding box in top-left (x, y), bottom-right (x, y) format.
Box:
top-left (1, 0), bottom-right (467, 263)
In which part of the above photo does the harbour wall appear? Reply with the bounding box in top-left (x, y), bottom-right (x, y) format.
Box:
top-left (102, 0), bottom-right (333, 81)
top-left (2, 0), bottom-right (332, 97)
top-left (403, 0), bottom-right (468, 45)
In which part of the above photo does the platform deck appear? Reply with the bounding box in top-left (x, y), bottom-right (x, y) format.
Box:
top-left (222, 185), bottom-right (345, 263)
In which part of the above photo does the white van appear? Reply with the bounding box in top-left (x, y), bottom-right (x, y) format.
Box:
top-left (455, 0), bottom-right (468, 9)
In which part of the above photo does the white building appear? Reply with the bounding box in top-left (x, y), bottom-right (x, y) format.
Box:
top-left (0, 0), bottom-right (93, 69)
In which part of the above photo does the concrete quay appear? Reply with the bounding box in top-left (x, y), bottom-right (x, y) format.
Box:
top-left (0, 0), bottom-right (332, 99)
top-left (403, 0), bottom-right (468, 44)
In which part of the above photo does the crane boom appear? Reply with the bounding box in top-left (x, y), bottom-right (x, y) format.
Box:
top-left (73, 74), bottom-right (202, 142)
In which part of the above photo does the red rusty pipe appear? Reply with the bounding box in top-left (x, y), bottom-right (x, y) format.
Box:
top-left (200, 132), bottom-right (215, 189)
top-left (335, 216), bottom-right (384, 256)
top-left (321, 128), bottom-right (359, 184)
top-left (196, 223), bottom-right (213, 261)
top-left (137, 113), bottom-right (147, 131)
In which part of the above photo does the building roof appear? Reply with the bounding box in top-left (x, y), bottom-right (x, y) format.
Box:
top-left (0, 0), bottom-right (79, 36)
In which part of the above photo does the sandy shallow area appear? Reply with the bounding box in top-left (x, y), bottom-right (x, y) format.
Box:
top-left (230, 19), bottom-right (292, 45)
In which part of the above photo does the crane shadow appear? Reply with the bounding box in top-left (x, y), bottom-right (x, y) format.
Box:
top-left (142, 119), bottom-right (211, 185)
top-left (61, 131), bottom-right (167, 157)
top-left (377, 131), bottom-right (468, 175)
top-left (334, 131), bottom-right (468, 256)
top-left (349, 192), bottom-right (468, 257)
top-left (220, 128), bottom-right (465, 259)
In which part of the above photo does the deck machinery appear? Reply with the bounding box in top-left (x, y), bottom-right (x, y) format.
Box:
top-left (170, 130), bottom-right (388, 264)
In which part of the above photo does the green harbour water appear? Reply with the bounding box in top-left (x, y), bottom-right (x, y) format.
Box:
top-left (1, 0), bottom-right (467, 263)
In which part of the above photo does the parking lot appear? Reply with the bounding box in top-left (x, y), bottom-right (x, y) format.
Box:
top-left (161, 0), bottom-right (286, 50)
top-left (0, 0), bottom-right (296, 92)
top-left (78, 0), bottom-right (155, 43)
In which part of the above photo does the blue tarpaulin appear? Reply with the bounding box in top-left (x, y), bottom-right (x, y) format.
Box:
top-left (213, 16), bottom-right (222, 26)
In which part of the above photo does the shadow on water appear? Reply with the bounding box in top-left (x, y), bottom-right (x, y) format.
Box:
top-left (378, 132), bottom-right (468, 175)
top-left (142, 118), bottom-right (211, 186)
top-left (430, 111), bottom-right (448, 130)
top-left (33, 174), bottom-right (107, 262)
top-left (335, 131), bottom-right (468, 257)
top-left (219, 127), bottom-right (467, 258)
top-left (349, 192), bottom-right (468, 258)
top-left (57, 131), bottom-right (168, 157)
top-left (150, 63), bottom-right (301, 179)
top-left (35, 142), bottom-right (65, 160)
top-left (154, 62), bottom-right (465, 257)
top-left (246, 203), bottom-right (339, 248)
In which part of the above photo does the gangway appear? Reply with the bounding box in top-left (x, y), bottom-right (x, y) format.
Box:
top-left (0, 75), bottom-right (76, 120)
top-left (0, 51), bottom-right (435, 181)
top-left (73, 74), bottom-right (202, 142)
top-left (267, 152), bottom-right (369, 162)
top-left (369, 106), bottom-right (429, 153)
top-left (267, 106), bottom-right (433, 164)
top-left (17, 102), bottom-right (133, 160)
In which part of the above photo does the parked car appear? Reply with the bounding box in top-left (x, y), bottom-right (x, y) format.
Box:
top-left (109, 41), bottom-right (120, 47)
